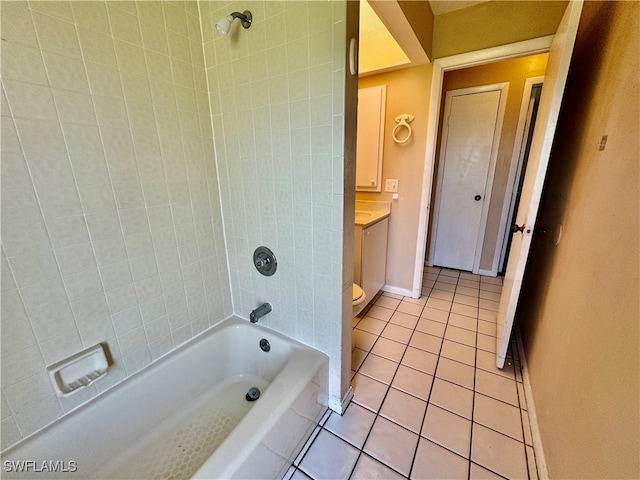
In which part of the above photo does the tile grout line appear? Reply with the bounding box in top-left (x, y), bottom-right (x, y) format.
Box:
top-left (347, 289), bottom-right (421, 479)
top-left (513, 325), bottom-right (538, 480)
top-left (301, 269), bottom-right (533, 480)
top-left (344, 268), bottom-right (441, 479)
top-left (416, 272), bottom-right (520, 479)
top-left (474, 276), bottom-right (532, 479)
top-left (292, 424), bottom-right (323, 478)
top-left (406, 268), bottom-right (458, 479)
top-left (368, 271), bottom-right (507, 478)
top-left (309, 290), bottom-right (406, 479)
top-left (467, 274), bottom-right (481, 480)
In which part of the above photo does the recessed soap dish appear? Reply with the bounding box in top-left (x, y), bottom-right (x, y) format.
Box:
top-left (47, 344), bottom-right (109, 397)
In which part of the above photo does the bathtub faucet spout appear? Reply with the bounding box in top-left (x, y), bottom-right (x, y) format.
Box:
top-left (250, 303), bottom-right (272, 323)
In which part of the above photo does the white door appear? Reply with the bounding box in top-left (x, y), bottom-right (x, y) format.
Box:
top-left (496, 0), bottom-right (583, 368)
top-left (433, 86), bottom-right (507, 271)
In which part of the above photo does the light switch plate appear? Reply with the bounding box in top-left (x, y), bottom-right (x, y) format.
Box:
top-left (385, 179), bottom-right (398, 192)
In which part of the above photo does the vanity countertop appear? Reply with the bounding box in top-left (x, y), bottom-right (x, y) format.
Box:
top-left (355, 210), bottom-right (390, 227)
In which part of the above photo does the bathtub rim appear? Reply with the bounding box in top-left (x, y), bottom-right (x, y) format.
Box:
top-left (192, 321), bottom-right (329, 479)
top-left (1, 315), bottom-right (328, 460)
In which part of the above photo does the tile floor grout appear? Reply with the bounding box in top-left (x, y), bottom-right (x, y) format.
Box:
top-left (285, 267), bottom-right (537, 480)
top-left (408, 270), bottom-right (458, 478)
top-left (467, 273), bottom-right (479, 480)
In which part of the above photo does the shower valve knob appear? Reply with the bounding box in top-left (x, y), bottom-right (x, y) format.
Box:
top-left (255, 258), bottom-right (270, 268)
top-left (253, 246), bottom-right (277, 276)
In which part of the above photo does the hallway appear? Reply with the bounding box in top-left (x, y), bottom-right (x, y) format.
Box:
top-left (286, 267), bottom-right (538, 479)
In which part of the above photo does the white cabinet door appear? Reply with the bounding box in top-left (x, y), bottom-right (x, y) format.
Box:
top-left (361, 218), bottom-right (389, 304)
top-left (353, 226), bottom-right (363, 285)
top-left (356, 86), bottom-right (386, 191)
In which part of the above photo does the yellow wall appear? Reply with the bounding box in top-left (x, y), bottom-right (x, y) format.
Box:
top-left (433, 1), bottom-right (567, 59)
top-left (432, 54), bottom-right (549, 272)
top-left (518, 2), bottom-right (639, 477)
top-left (356, 1), bottom-right (567, 291)
top-left (357, 63), bottom-right (432, 292)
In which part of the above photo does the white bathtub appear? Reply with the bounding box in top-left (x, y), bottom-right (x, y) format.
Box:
top-left (1, 317), bottom-right (328, 479)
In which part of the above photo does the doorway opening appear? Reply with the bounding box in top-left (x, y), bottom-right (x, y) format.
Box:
top-left (499, 82), bottom-right (543, 274)
top-left (423, 53), bottom-right (549, 278)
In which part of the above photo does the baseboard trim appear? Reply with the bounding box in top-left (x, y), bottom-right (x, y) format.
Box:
top-left (515, 326), bottom-right (549, 479)
top-left (329, 386), bottom-right (353, 415)
top-left (477, 268), bottom-right (498, 277)
top-left (381, 285), bottom-right (414, 298)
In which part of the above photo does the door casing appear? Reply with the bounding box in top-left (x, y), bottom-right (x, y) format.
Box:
top-left (412, 35), bottom-right (555, 298)
top-left (497, 76), bottom-right (545, 273)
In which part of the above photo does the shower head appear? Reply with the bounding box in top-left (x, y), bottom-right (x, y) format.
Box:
top-left (215, 10), bottom-right (252, 36)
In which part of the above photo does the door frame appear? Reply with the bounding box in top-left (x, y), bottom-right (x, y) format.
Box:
top-left (497, 76), bottom-right (545, 273)
top-left (411, 35), bottom-right (554, 298)
top-left (429, 83), bottom-right (509, 273)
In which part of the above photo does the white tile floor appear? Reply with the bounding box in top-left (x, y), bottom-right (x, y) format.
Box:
top-left (285, 267), bottom-right (538, 480)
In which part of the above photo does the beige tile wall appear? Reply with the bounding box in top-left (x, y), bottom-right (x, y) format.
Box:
top-left (199, 1), bottom-right (349, 408)
top-left (0, 1), bottom-right (232, 449)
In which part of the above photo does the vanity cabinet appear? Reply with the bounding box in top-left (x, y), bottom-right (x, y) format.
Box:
top-left (354, 217), bottom-right (389, 309)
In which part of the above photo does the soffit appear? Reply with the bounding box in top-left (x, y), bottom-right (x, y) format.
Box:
top-left (429, 1), bottom-right (489, 16)
top-left (359, 0), bottom-right (491, 76)
top-left (359, 0), bottom-right (411, 75)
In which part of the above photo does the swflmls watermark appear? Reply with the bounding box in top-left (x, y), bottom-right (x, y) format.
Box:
top-left (3, 460), bottom-right (78, 473)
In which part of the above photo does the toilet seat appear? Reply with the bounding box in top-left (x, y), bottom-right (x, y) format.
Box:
top-left (352, 284), bottom-right (367, 341)
top-left (353, 284), bottom-right (365, 306)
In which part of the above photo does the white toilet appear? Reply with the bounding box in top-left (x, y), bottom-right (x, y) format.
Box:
top-left (352, 283), bottom-right (366, 317)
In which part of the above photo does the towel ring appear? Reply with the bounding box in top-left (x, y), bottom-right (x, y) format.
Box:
top-left (393, 114), bottom-right (414, 144)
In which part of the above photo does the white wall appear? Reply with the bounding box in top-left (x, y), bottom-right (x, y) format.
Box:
top-left (200, 1), bottom-right (350, 409)
top-left (0, 0), bottom-right (231, 449)
top-left (1, 1), bottom-right (352, 451)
